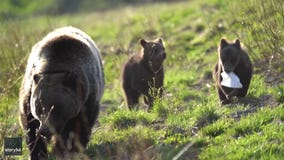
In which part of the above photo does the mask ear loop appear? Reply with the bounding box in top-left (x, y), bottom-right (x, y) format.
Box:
top-left (149, 44), bottom-right (156, 59)
top-left (148, 44), bottom-right (164, 75)
top-left (148, 44), bottom-right (156, 74)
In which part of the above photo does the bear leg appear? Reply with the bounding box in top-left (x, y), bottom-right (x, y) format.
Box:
top-left (25, 113), bottom-right (48, 160)
top-left (53, 117), bottom-right (85, 158)
top-left (237, 87), bottom-right (248, 97)
top-left (217, 87), bottom-right (231, 105)
top-left (144, 93), bottom-right (154, 110)
top-left (124, 88), bottom-right (140, 110)
top-left (85, 96), bottom-right (100, 130)
top-left (237, 79), bottom-right (251, 98)
top-left (54, 99), bottom-right (99, 157)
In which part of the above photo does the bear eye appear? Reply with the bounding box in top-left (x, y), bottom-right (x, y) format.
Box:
top-left (152, 45), bottom-right (158, 51)
top-left (33, 74), bottom-right (41, 84)
top-left (156, 47), bottom-right (164, 53)
top-left (155, 48), bottom-right (161, 54)
top-left (149, 46), bottom-right (158, 55)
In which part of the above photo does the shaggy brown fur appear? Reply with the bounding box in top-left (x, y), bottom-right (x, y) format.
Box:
top-left (122, 38), bottom-right (166, 110)
top-left (19, 27), bottom-right (104, 159)
top-left (213, 38), bottom-right (253, 104)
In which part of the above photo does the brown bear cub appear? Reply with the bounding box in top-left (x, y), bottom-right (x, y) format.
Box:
top-left (19, 27), bottom-right (104, 159)
top-left (213, 38), bottom-right (253, 104)
top-left (122, 38), bottom-right (166, 110)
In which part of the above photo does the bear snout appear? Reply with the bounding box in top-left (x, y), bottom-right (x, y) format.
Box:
top-left (39, 124), bottom-right (52, 139)
top-left (224, 69), bottom-right (231, 73)
top-left (222, 63), bottom-right (234, 73)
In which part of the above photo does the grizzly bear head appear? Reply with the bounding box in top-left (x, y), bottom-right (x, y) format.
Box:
top-left (30, 71), bottom-right (86, 136)
top-left (218, 38), bottom-right (241, 73)
top-left (140, 38), bottom-right (166, 73)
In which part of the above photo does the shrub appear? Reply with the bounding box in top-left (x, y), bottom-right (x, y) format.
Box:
top-left (229, 0), bottom-right (284, 72)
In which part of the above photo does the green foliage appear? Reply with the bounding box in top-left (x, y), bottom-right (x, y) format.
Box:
top-left (248, 74), bottom-right (271, 97)
top-left (202, 118), bottom-right (234, 137)
top-left (100, 109), bottom-right (157, 129)
top-left (232, 108), bottom-right (278, 138)
top-left (88, 126), bottom-right (161, 159)
top-left (228, 0), bottom-right (284, 72)
top-left (194, 104), bottom-right (220, 127)
top-left (272, 84), bottom-right (284, 103)
top-left (0, 0), bottom-right (55, 19)
top-left (200, 105), bottom-right (284, 160)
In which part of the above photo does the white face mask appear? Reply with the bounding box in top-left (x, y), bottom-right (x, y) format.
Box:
top-left (220, 72), bottom-right (243, 88)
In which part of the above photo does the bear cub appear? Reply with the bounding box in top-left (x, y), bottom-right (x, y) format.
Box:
top-left (122, 38), bottom-right (166, 110)
top-left (213, 38), bottom-right (253, 104)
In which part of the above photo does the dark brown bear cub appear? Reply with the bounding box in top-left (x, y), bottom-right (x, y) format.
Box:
top-left (122, 38), bottom-right (166, 110)
top-left (213, 38), bottom-right (252, 104)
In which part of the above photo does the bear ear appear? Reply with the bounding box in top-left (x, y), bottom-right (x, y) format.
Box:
top-left (157, 38), bottom-right (164, 45)
top-left (234, 39), bottom-right (241, 49)
top-left (33, 74), bottom-right (42, 84)
top-left (220, 38), bottom-right (228, 49)
top-left (140, 39), bottom-right (147, 48)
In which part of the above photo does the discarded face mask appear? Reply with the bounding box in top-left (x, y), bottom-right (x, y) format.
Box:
top-left (220, 72), bottom-right (243, 88)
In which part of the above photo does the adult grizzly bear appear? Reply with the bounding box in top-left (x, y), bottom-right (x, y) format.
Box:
top-left (19, 26), bottom-right (104, 159)
top-left (213, 38), bottom-right (252, 104)
top-left (121, 38), bottom-right (166, 110)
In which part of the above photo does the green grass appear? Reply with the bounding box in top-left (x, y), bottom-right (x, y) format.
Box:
top-left (200, 105), bottom-right (284, 160)
top-left (0, 0), bottom-right (283, 159)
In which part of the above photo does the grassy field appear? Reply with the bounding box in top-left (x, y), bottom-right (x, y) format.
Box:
top-left (0, 0), bottom-right (283, 159)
